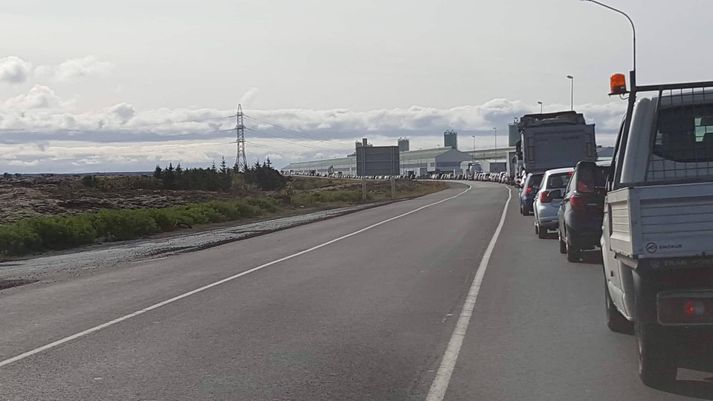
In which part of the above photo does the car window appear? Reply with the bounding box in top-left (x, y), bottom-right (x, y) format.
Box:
top-left (576, 166), bottom-right (606, 193)
top-left (527, 174), bottom-right (543, 188)
top-left (545, 173), bottom-right (571, 189)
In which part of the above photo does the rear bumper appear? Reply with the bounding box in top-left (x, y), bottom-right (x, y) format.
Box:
top-left (567, 226), bottom-right (602, 248)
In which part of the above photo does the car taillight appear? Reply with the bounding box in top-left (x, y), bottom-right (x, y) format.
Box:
top-left (539, 191), bottom-right (551, 203)
top-left (526, 187), bottom-right (533, 195)
top-left (570, 194), bottom-right (585, 209)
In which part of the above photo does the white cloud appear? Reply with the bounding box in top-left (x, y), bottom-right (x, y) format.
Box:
top-left (35, 56), bottom-right (113, 82)
top-left (0, 56), bottom-right (32, 84)
top-left (0, 93), bottom-right (627, 172)
top-left (106, 103), bottom-right (135, 125)
top-left (239, 87), bottom-right (259, 107)
top-left (3, 85), bottom-right (63, 109)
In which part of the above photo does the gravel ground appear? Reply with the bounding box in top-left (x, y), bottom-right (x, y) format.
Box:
top-left (0, 203), bottom-right (377, 285)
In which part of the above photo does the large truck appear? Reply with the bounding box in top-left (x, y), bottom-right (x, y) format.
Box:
top-left (517, 111), bottom-right (597, 174)
top-left (601, 72), bottom-right (713, 386)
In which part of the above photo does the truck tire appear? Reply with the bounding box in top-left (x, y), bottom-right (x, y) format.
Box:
top-left (537, 224), bottom-right (547, 239)
top-left (636, 321), bottom-right (677, 387)
top-left (559, 235), bottom-right (567, 254)
top-left (604, 280), bottom-right (633, 334)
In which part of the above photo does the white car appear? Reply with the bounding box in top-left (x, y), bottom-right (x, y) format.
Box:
top-left (533, 167), bottom-right (573, 239)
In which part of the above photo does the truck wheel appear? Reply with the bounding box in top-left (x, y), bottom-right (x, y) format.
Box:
top-left (604, 280), bottom-right (633, 334)
top-left (566, 237), bottom-right (581, 262)
top-left (537, 224), bottom-right (547, 239)
top-left (636, 321), bottom-right (677, 387)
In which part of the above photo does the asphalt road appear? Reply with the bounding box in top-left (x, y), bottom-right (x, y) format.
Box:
top-left (1, 182), bottom-right (712, 400)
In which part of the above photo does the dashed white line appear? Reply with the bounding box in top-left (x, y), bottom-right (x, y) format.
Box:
top-left (0, 184), bottom-right (472, 369)
top-left (425, 186), bottom-right (512, 401)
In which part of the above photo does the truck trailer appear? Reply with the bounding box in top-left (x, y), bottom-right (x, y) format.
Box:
top-left (517, 111), bottom-right (597, 174)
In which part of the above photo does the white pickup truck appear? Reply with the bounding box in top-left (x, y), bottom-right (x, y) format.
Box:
top-left (602, 73), bottom-right (713, 386)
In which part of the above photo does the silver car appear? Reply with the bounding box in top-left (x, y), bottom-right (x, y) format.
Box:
top-left (533, 167), bottom-right (573, 239)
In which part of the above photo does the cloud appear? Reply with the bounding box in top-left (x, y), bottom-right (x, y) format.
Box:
top-left (0, 56), bottom-right (32, 84)
top-left (3, 85), bottom-right (63, 109)
top-left (106, 103), bottom-right (136, 125)
top-left (0, 92), bottom-right (627, 172)
top-left (35, 56), bottom-right (113, 82)
top-left (239, 87), bottom-right (259, 107)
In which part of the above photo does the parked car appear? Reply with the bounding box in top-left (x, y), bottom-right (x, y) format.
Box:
top-left (557, 161), bottom-right (608, 262)
top-left (519, 172), bottom-right (543, 215)
top-left (533, 167), bottom-right (573, 238)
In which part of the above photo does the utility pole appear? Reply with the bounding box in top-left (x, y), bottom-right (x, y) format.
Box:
top-left (235, 104), bottom-right (247, 172)
top-left (567, 75), bottom-right (574, 111)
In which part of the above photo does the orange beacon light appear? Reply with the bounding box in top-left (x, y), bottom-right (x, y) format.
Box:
top-left (610, 73), bottom-right (628, 95)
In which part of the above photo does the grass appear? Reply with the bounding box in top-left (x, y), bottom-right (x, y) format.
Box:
top-left (0, 179), bottom-right (446, 258)
top-left (0, 199), bottom-right (279, 257)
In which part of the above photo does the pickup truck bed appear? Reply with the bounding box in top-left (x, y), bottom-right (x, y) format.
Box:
top-left (608, 182), bottom-right (713, 259)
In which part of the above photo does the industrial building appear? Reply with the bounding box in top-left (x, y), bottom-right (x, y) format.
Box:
top-left (443, 130), bottom-right (458, 149)
top-left (282, 146), bottom-right (472, 177)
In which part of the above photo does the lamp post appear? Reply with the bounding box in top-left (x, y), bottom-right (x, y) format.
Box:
top-left (492, 128), bottom-right (497, 149)
top-left (581, 0), bottom-right (636, 73)
top-left (566, 75), bottom-right (574, 111)
top-left (537, 101), bottom-right (543, 114)
top-left (471, 135), bottom-right (476, 152)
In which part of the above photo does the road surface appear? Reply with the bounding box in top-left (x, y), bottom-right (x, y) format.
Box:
top-left (1, 182), bottom-right (711, 400)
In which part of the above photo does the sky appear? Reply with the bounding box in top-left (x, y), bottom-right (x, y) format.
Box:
top-left (0, 0), bottom-right (711, 172)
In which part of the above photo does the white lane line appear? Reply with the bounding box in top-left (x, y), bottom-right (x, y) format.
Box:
top-left (425, 186), bottom-right (512, 401)
top-left (0, 184), bottom-right (472, 369)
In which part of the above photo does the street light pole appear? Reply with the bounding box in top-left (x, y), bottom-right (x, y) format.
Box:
top-left (566, 75), bottom-right (574, 111)
top-left (581, 0), bottom-right (636, 72)
top-left (537, 101), bottom-right (543, 114)
top-left (493, 128), bottom-right (497, 149)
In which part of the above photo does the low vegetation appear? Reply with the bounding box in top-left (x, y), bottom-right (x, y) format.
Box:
top-left (0, 169), bottom-right (446, 258)
top-left (0, 198), bottom-right (280, 257)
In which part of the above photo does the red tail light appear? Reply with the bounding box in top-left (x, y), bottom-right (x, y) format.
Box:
top-left (570, 194), bottom-right (585, 209)
top-left (526, 187), bottom-right (533, 195)
top-left (539, 191), bottom-right (551, 203)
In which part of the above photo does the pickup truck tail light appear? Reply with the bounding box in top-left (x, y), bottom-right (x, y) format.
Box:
top-left (570, 194), bottom-right (585, 209)
top-left (658, 292), bottom-right (713, 325)
top-left (539, 191), bottom-right (552, 204)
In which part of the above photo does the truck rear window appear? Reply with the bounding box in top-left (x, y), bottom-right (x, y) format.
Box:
top-left (653, 104), bottom-right (713, 163)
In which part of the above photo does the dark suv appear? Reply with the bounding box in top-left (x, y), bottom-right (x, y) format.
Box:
top-left (519, 172), bottom-right (543, 215)
top-left (557, 161), bottom-right (608, 262)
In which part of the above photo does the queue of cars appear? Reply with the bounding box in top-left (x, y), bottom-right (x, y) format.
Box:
top-left (510, 73), bottom-right (713, 388)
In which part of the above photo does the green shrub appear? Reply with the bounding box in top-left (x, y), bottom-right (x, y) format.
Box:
top-left (0, 224), bottom-right (42, 255)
